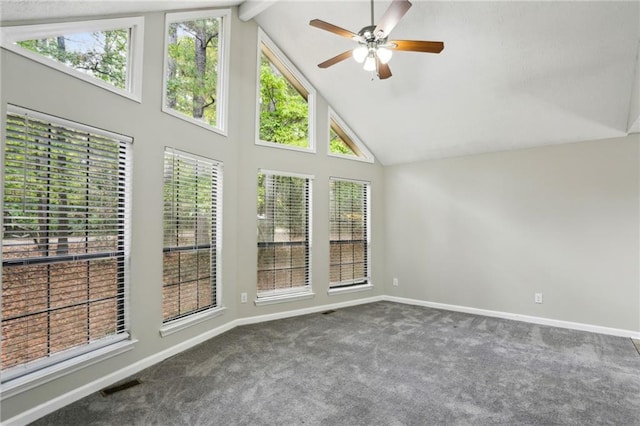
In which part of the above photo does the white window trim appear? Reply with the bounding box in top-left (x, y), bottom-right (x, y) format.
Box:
top-left (259, 169), bottom-right (315, 180)
top-left (255, 28), bottom-right (316, 153)
top-left (161, 9), bottom-right (231, 136)
top-left (328, 283), bottom-right (374, 296)
top-left (254, 288), bottom-right (315, 306)
top-left (161, 148), bottom-right (224, 326)
top-left (328, 177), bottom-right (372, 290)
top-left (1, 336), bottom-right (137, 400)
top-left (160, 307), bottom-right (227, 337)
top-left (256, 170), bottom-right (314, 300)
top-left (327, 107), bottom-right (375, 163)
top-left (0, 17), bottom-right (144, 102)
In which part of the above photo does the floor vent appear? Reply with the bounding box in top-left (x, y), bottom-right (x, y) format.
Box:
top-left (100, 379), bottom-right (142, 397)
top-left (322, 310), bottom-right (336, 315)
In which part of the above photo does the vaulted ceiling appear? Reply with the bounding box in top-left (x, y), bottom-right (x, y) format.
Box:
top-left (2, 0), bottom-right (639, 165)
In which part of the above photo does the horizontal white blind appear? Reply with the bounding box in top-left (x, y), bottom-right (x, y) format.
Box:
top-left (329, 179), bottom-right (369, 288)
top-left (1, 107), bottom-right (131, 379)
top-left (163, 148), bottom-right (220, 322)
top-left (257, 171), bottom-right (310, 295)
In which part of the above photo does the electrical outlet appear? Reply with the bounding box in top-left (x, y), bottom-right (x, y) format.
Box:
top-left (534, 293), bottom-right (543, 304)
top-left (241, 292), bottom-right (247, 303)
top-left (392, 278), bottom-right (399, 287)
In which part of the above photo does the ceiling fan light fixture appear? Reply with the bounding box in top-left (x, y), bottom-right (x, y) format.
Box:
top-left (353, 45), bottom-right (368, 63)
top-left (376, 47), bottom-right (392, 64)
top-left (363, 53), bottom-right (376, 71)
top-left (310, 0), bottom-right (444, 79)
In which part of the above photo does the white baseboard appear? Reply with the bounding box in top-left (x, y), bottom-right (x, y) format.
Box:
top-left (383, 295), bottom-right (640, 339)
top-left (4, 321), bottom-right (236, 426)
top-left (4, 295), bottom-right (384, 426)
top-left (236, 295), bottom-right (385, 327)
top-left (6, 294), bottom-right (638, 425)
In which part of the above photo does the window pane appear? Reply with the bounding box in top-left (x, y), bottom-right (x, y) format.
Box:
top-left (1, 108), bottom-right (130, 376)
top-left (329, 179), bottom-right (369, 288)
top-left (259, 44), bottom-right (310, 148)
top-left (257, 172), bottom-right (311, 295)
top-left (165, 16), bottom-right (221, 128)
top-left (330, 126), bottom-right (356, 156)
top-left (328, 111), bottom-right (374, 162)
top-left (17, 29), bottom-right (129, 89)
top-left (162, 149), bottom-right (220, 323)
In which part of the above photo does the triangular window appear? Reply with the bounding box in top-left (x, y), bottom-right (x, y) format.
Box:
top-left (328, 108), bottom-right (374, 163)
top-left (257, 29), bottom-right (315, 152)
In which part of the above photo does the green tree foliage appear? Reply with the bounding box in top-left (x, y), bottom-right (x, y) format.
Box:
top-left (162, 153), bottom-right (215, 247)
top-left (259, 53), bottom-right (309, 147)
top-left (331, 180), bottom-right (365, 232)
top-left (329, 127), bottom-right (356, 155)
top-left (166, 19), bottom-right (219, 125)
top-left (18, 30), bottom-right (128, 89)
top-left (3, 114), bottom-right (122, 259)
top-left (257, 173), bottom-right (308, 242)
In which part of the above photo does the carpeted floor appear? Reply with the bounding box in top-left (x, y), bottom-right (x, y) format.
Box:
top-left (33, 302), bottom-right (640, 425)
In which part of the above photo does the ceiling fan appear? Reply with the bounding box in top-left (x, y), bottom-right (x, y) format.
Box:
top-left (309, 0), bottom-right (444, 80)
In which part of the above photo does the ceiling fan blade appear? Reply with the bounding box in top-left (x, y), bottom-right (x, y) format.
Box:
top-left (376, 58), bottom-right (392, 80)
top-left (373, 0), bottom-right (412, 38)
top-left (318, 50), bottom-right (353, 68)
top-left (388, 40), bottom-right (444, 53)
top-left (310, 19), bottom-right (360, 41)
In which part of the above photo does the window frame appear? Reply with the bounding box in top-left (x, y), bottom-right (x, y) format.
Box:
top-left (328, 177), bottom-right (372, 294)
top-left (159, 148), bottom-right (224, 336)
top-left (161, 9), bottom-right (231, 136)
top-left (255, 169), bottom-right (314, 305)
top-left (255, 28), bottom-right (317, 153)
top-left (328, 107), bottom-right (375, 163)
top-left (0, 17), bottom-right (145, 102)
top-left (0, 104), bottom-right (134, 397)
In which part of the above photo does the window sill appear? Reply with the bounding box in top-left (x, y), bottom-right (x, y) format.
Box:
top-left (160, 307), bottom-right (227, 337)
top-left (327, 152), bottom-right (375, 164)
top-left (1, 338), bottom-right (137, 400)
top-left (255, 139), bottom-right (316, 154)
top-left (255, 290), bottom-right (315, 306)
top-left (328, 283), bottom-right (374, 296)
top-left (161, 107), bottom-right (227, 137)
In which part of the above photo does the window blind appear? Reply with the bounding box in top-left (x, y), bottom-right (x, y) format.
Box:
top-left (257, 171), bottom-right (311, 295)
top-left (329, 178), bottom-right (369, 288)
top-left (1, 106), bottom-right (131, 380)
top-left (163, 148), bottom-right (220, 322)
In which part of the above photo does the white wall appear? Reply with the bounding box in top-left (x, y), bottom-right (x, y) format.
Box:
top-left (2, 4), bottom-right (639, 423)
top-left (385, 135), bottom-right (640, 332)
top-left (0, 8), bottom-right (384, 422)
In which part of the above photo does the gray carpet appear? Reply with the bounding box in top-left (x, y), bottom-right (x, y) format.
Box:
top-left (32, 302), bottom-right (640, 425)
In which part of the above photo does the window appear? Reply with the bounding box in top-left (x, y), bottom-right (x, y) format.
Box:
top-left (162, 10), bottom-right (230, 134)
top-left (257, 29), bottom-right (316, 152)
top-left (162, 149), bottom-right (222, 324)
top-left (1, 105), bottom-right (132, 383)
top-left (328, 108), bottom-right (374, 163)
top-left (0, 17), bottom-right (144, 101)
top-left (329, 178), bottom-right (370, 289)
top-left (257, 170), bottom-right (313, 303)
